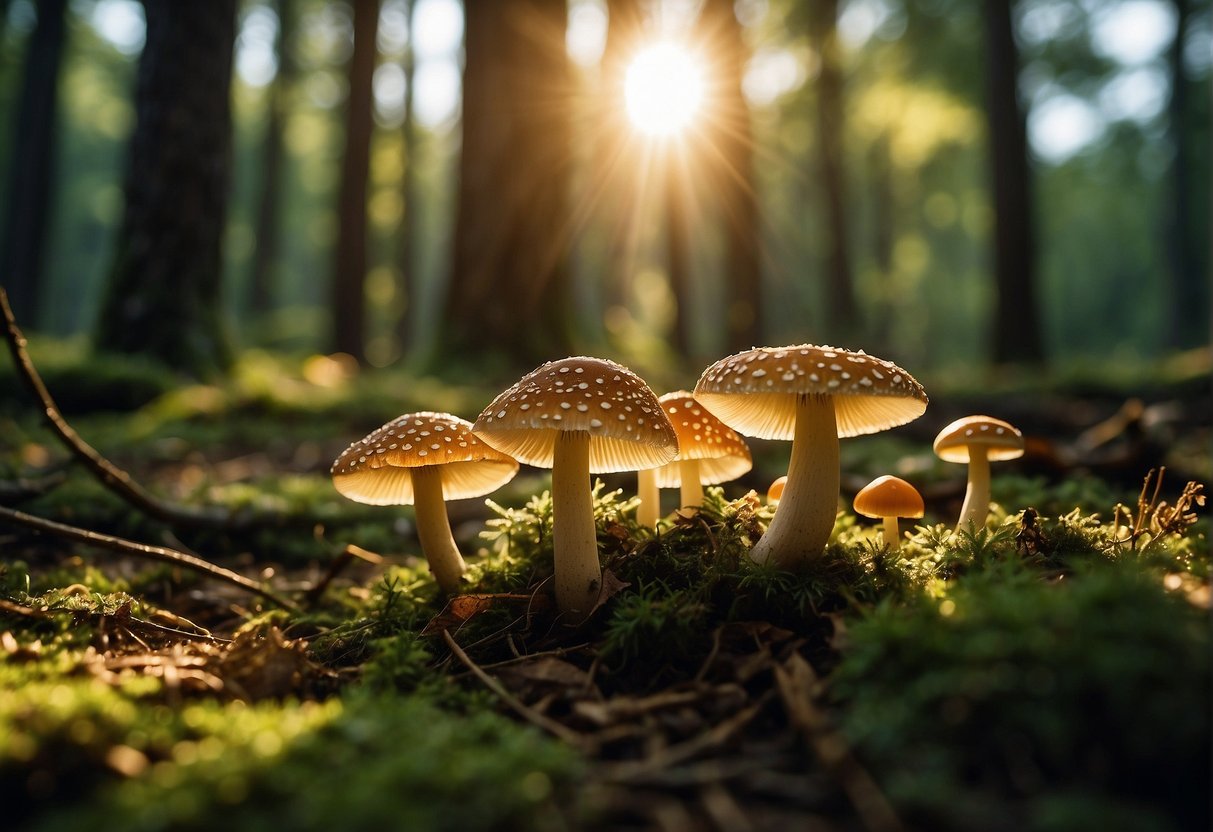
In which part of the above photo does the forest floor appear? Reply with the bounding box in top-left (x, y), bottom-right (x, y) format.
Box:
top-left (0, 339), bottom-right (1209, 832)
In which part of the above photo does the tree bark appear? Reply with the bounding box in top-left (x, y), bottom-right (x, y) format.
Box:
top-left (331, 0), bottom-right (380, 363)
top-left (1165, 0), bottom-right (1205, 350)
top-left (700, 0), bottom-right (763, 352)
top-left (983, 0), bottom-right (1044, 365)
top-left (0, 0), bottom-right (68, 329)
top-left (95, 0), bottom-right (237, 378)
top-left (395, 0), bottom-right (418, 352)
top-left (247, 0), bottom-right (295, 318)
top-left (444, 0), bottom-right (574, 367)
top-left (808, 0), bottom-right (857, 344)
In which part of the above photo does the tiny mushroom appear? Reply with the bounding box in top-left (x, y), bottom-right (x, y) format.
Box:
top-left (853, 475), bottom-right (924, 551)
top-left (695, 344), bottom-right (928, 568)
top-left (767, 475), bottom-right (787, 506)
top-left (933, 415), bottom-right (1025, 533)
top-left (331, 412), bottom-right (519, 594)
top-left (637, 391), bottom-right (752, 523)
top-left (473, 357), bottom-right (677, 619)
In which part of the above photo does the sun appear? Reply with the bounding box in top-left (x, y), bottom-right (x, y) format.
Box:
top-left (624, 42), bottom-right (705, 137)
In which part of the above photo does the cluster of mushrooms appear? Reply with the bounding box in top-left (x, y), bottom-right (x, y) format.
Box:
top-left (331, 345), bottom-right (1025, 621)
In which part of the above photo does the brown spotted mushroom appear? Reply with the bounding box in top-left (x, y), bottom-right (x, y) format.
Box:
top-left (695, 345), bottom-right (927, 568)
top-left (473, 357), bottom-right (677, 619)
top-left (933, 415), bottom-right (1024, 533)
top-left (331, 412), bottom-right (519, 594)
top-left (645, 391), bottom-right (752, 516)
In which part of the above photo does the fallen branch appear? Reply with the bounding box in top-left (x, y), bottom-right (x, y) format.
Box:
top-left (442, 628), bottom-right (589, 750)
top-left (0, 505), bottom-right (298, 612)
top-left (0, 287), bottom-right (270, 530)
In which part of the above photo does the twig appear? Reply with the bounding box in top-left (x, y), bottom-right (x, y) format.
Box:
top-left (304, 543), bottom-right (383, 605)
top-left (0, 505), bottom-right (298, 611)
top-left (0, 287), bottom-right (266, 530)
top-left (442, 628), bottom-right (589, 749)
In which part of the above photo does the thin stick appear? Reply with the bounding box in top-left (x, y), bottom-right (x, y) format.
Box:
top-left (0, 287), bottom-right (253, 530)
top-left (0, 505), bottom-right (298, 611)
top-left (442, 628), bottom-right (588, 749)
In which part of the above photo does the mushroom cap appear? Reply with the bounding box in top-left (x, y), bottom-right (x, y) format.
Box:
top-left (472, 356), bottom-right (678, 474)
top-left (853, 475), bottom-right (925, 519)
top-left (932, 415), bottom-right (1025, 463)
top-left (767, 475), bottom-right (787, 505)
top-left (331, 412), bottom-right (519, 506)
top-left (694, 345), bottom-right (928, 440)
top-left (652, 391), bottom-right (752, 488)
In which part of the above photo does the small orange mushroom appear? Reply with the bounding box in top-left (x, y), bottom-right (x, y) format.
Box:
top-left (853, 475), bottom-right (924, 551)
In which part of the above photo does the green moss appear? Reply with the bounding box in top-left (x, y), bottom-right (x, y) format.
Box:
top-left (831, 561), bottom-right (1210, 832)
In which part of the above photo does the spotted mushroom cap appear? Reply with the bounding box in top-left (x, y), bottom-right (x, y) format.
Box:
top-left (652, 391), bottom-right (752, 488)
top-left (473, 357), bottom-right (678, 473)
top-left (694, 345), bottom-right (928, 440)
top-left (331, 412), bottom-right (519, 506)
top-left (932, 415), bottom-right (1025, 463)
top-left (853, 475), bottom-right (925, 519)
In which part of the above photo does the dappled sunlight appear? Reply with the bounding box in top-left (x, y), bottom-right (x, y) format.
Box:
top-left (624, 42), bottom-right (706, 136)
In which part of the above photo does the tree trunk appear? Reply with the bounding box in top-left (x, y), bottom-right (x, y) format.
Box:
top-left (444, 0), bottom-right (574, 367)
top-left (665, 152), bottom-right (693, 356)
top-left (247, 0), bottom-right (295, 319)
top-left (983, 0), bottom-right (1044, 365)
top-left (1165, 0), bottom-right (1205, 349)
top-left (597, 0), bottom-right (645, 314)
top-left (331, 0), bottom-right (379, 362)
top-left (0, 0), bottom-right (68, 329)
top-left (95, 0), bottom-right (237, 378)
top-left (395, 0), bottom-right (418, 353)
top-left (700, 0), bottom-right (762, 353)
top-left (808, 0), bottom-right (857, 343)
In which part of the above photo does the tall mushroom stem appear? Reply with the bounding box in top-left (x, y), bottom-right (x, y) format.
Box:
top-left (637, 468), bottom-right (661, 527)
top-left (679, 459), bottom-right (703, 509)
top-left (749, 394), bottom-right (839, 568)
top-left (956, 448), bottom-right (991, 533)
top-left (551, 430), bottom-right (601, 619)
top-left (882, 516), bottom-right (902, 550)
top-left (410, 465), bottom-right (467, 594)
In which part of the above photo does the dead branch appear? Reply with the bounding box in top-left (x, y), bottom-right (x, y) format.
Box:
top-left (0, 287), bottom-right (274, 530)
top-left (442, 628), bottom-right (590, 750)
top-left (0, 505), bottom-right (298, 611)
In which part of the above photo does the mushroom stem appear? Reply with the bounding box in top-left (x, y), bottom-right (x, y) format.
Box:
top-left (956, 448), bottom-right (992, 533)
top-left (636, 468), bottom-right (660, 527)
top-left (679, 459), bottom-right (703, 509)
top-left (749, 394), bottom-right (839, 568)
top-left (551, 430), bottom-right (601, 619)
top-left (882, 515), bottom-right (902, 551)
top-left (410, 465), bottom-right (467, 594)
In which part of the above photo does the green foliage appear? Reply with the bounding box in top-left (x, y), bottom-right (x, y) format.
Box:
top-left (7, 677), bottom-right (581, 832)
top-left (831, 561), bottom-right (1210, 832)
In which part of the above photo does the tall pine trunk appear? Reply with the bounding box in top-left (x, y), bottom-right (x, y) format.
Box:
top-left (395, 0), bottom-right (418, 353)
top-left (248, 0), bottom-right (295, 319)
top-left (701, 0), bottom-right (762, 352)
top-left (983, 0), bottom-right (1044, 365)
top-left (331, 0), bottom-right (379, 362)
top-left (808, 0), bottom-right (857, 343)
top-left (95, 0), bottom-right (237, 378)
top-left (444, 0), bottom-right (574, 366)
top-left (0, 0), bottom-right (68, 329)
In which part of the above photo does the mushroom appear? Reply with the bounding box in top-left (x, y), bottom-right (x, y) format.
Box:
top-left (933, 415), bottom-right (1024, 533)
top-left (767, 475), bottom-right (787, 506)
top-left (853, 475), bottom-right (924, 551)
top-left (331, 412), bottom-right (519, 594)
top-left (695, 345), bottom-right (928, 568)
top-left (473, 357), bottom-right (677, 618)
top-left (637, 391), bottom-right (752, 523)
